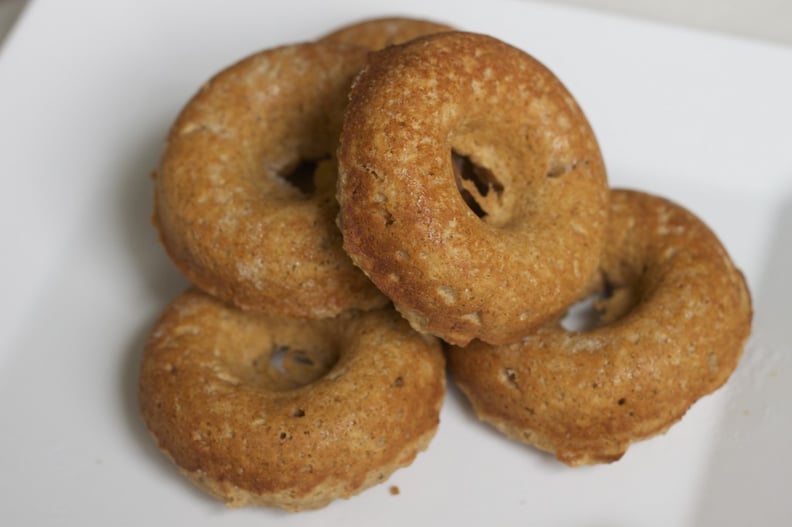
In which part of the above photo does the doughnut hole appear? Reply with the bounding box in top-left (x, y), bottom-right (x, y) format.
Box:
top-left (278, 155), bottom-right (335, 196)
top-left (449, 115), bottom-right (552, 230)
top-left (219, 320), bottom-right (342, 392)
top-left (560, 290), bottom-right (608, 332)
top-left (560, 278), bottom-right (640, 332)
top-left (264, 343), bottom-right (341, 390)
top-left (451, 151), bottom-right (503, 221)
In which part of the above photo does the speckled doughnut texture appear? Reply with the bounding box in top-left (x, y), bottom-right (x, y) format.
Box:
top-left (139, 289), bottom-right (446, 511)
top-left (154, 41), bottom-right (387, 318)
top-left (321, 16), bottom-right (453, 50)
top-left (337, 32), bottom-right (609, 346)
top-left (448, 189), bottom-right (753, 466)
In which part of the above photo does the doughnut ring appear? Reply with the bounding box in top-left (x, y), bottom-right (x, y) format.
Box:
top-left (448, 189), bottom-right (752, 466)
top-left (139, 289), bottom-right (446, 511)
top-left (337, 32), bottom-right (609, 345)
top-left (321, 16), bottom-right (453, 50)
top-left (154, 41), bottom-right (387, 318)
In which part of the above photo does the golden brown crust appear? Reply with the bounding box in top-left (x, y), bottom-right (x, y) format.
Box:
top-left (447, 189), bottom-right (753, 466)
top-left (337, 32), bottom-right (609, 346)
top-left (154, 41), bottom-right (387, 318)
top-left (320, 16), bottom-right (453, 50)
top-left (139, 289), bottom-right (446, 511)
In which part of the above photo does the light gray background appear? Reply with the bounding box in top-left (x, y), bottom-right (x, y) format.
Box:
top-left (2, 0), bottom-right (792, 48)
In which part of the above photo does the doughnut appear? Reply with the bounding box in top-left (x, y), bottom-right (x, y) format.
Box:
top-left (139, 288), bottom-right (446, 511)
top-left (337, 32), bottom-right (609, 346)
top-left (447, 189), bottom-right (752, 466)
top-left (153, 41), bottom-right (387, 318)
top-left (321, 16), bottom-right (453, 50)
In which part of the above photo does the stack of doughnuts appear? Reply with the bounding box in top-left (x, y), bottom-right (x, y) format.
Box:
top-left (139, 16), bottom-right (752, 511)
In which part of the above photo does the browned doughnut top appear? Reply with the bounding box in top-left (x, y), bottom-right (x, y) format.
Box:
top-left (321, 16), bottom-right (453, 50)
top-left (154, 41), bottom-right (387, 318)
top-left (139, 289), bottom-right (446, 511)
top-left (337, 32), bottom-right (609, 345)
top-left (448, 189), bottom-right (753, 466)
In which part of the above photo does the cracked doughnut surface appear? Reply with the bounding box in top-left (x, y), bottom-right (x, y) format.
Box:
top-left (337, 32), bottom-right (609, 345)
top-left (139, 289), bottom-right (446, 511)
top-left (447, 189), bottom-right (753, 465)
top-left (321, 16), bottom-right (453, 50)
top-left (153, 41), bottom-right (387, 318)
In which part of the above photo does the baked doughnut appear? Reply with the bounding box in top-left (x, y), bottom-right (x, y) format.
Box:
top-left (139, 289), bottom-right (446, 511)
top-left (154, 41), bottom-right (387, 318)
top-left (337, 32), bottom-right (609, 345)
top-left (321, 16), bottom-right (453, 50)
top-left (448, 189), bottom-right (752, 466)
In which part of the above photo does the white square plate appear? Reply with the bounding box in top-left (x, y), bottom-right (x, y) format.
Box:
top-left (1, 0), bottom-right (790, 525)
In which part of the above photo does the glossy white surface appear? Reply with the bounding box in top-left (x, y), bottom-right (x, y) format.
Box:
top-left (3, 1), bottom-right (792, 47)
top-left (545, 0), bottom-right (792, 47)
top-left (1, 0), bottom-right (790, 525)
